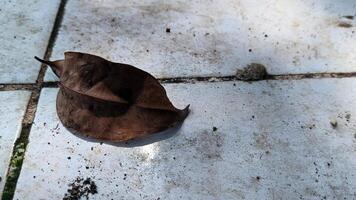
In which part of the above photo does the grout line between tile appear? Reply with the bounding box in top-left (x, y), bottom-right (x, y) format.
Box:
top-left (159, 72), bottom-right (356, 83)
top-left (2, 71), bottom-right (356, 91)
top-left (0, 84), bottom-right (36, 91)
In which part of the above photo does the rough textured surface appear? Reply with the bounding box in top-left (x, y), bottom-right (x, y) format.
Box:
top-left (14, 80), bottom-right (356, 199)
top-left (0, 0), bottom-right (60, 83)
top-left (45, 0), bottom-right (356, 81)
top-left (0, 91), bottom-right (31, 195)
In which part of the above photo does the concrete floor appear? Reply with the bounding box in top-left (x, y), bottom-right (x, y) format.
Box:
top-left (1, 0), bottom-right (356, 199)
top-left (14, 81), bottom-right (356, 199)
top-left (45, 0), bottom-right (356, 81)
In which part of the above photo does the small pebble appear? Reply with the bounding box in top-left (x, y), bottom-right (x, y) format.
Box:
top-left (330, 119), bottom-right (338, 128)
top-left (208, 77), bottom-right (219, 82)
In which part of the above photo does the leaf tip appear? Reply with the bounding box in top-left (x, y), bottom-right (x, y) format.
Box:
top-left (34, 56), bottom-right (51, 66)
top-left (180, 104), bottom-right (190, 119)
top-left (34, 56), bottom-right (42, 62)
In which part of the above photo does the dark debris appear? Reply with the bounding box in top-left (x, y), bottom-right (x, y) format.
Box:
top-left (63, 177), bottom-right (98, 200)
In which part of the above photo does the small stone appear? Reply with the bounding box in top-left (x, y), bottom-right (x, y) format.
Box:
top-left (208, 77), bottom-right (219, 82)
top-left (330, 119), bottom-right (338, 128)
top-left (236, 63), bottom-right (268, 81)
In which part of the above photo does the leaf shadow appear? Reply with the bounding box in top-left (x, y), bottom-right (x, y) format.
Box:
top-left (66, 122), bottom-right (184, 147)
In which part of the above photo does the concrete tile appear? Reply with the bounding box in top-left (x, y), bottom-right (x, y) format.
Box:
top-left (45, 0), bottom-right (356, 81)
top-left (0, 91), bottom-right (31, 194)
top-left (0, 0), bottom-right (60, 83)
top-left (15, 79), bottom-right (356, 199)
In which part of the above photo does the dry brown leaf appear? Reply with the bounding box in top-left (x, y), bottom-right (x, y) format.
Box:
top-left (35, 52), bottom-right (189, 141)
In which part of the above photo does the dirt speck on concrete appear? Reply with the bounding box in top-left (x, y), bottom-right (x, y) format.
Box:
top-left (345, 113), bottom-right (351, 122)
top-left (236, 63), bottom-right (268, 81)
top-left (338, 22), bottom-right (352, 28)
top-left (301, 124), bottom-right (316, 130)
top-left (63, 177), bottom-right (98, 200)
top-left (343, 15), bottom-right (354, 20)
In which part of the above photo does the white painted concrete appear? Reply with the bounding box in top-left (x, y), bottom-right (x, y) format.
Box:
top-left (0, 0), bottom-right (60, 83)
top-left (45, 0), bottom-right (356, 81)
top-left (0, 91), bottom-right (30, 195)
top-left (14, 80), bottom-right (356, 199)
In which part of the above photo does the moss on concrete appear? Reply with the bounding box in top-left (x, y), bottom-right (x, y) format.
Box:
top-left (1, 125), bottom-right (30, 200)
